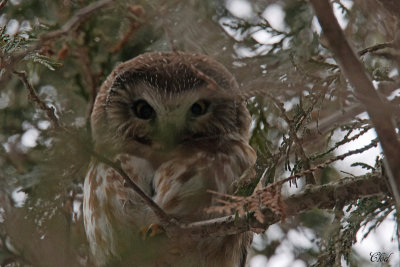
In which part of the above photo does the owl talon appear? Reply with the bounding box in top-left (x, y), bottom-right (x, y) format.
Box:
top-left (140, 223), bottom-right (165, 240)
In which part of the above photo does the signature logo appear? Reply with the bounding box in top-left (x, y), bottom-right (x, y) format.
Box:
top-left (370, 252), bottom-right (393, 262)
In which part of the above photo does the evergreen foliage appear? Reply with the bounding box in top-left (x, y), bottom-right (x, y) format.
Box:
top-left (0, 0), bottom-right (398, 266)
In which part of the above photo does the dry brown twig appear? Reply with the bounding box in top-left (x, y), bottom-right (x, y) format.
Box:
top-left (310, 0), bottom-right (400, 207)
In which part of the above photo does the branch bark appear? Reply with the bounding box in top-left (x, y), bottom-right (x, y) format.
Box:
top-left (310, 0), bottom-right (400, 207)
top-left (39, 0), bottom-right (114, 41)
top-left (180, 173), bottom-right (389, 238)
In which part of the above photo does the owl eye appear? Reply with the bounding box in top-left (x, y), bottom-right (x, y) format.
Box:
top-left (190, 100), bottom-right (210, 116)
top-left (132, 100), bottom-right (155, 120)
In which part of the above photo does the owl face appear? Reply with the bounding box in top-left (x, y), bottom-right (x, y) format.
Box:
top-left (93, 52), bottom-right (251, 154)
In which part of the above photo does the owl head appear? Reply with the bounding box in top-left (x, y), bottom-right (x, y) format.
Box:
top-left (91, 52), bottom-right (251, 156)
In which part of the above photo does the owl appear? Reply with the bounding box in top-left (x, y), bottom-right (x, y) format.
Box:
top-left (83, 51), bottom-right (257, 266)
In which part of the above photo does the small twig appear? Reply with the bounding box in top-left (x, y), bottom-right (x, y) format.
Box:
top-left (310, 125), bottom-right (372, 160)
top-left (180, 173), bottom-right (388, 237)
top-left (268, 94), bottom-right (316, 184)
top-left (276, 138), bottom-right (379, 186)
top-left (1, 0), bottom-right (113, 78)
top-left (0, 0), bottom-right (8, 11)
top-left (13, 70), bottom-right (60, 129)
top-left (40, 0), bottom-right (114, 41)
top-left (358, 42), bottom-right (394, 56)
top-left (306, 103), bottom-right (365, 136)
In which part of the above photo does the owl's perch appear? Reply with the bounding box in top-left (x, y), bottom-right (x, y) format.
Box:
top-left (90, 147), bottom-right (389, 240)
top-left (90, 151), bottom-right (390, 240)
top-left (179, 173), bottom-right (389, 238)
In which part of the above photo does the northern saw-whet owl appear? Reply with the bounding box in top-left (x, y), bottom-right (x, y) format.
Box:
top-left (83, 51), bottom-right (256, 266)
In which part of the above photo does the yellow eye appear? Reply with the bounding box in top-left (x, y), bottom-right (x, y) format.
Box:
top-left (132, 100), bottom-right (155, 120)
top-left (190, 100), bottom-right (210, 116)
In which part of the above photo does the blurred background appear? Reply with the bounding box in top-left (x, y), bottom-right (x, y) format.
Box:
top-left (0, 0), bottom-right (399, 266)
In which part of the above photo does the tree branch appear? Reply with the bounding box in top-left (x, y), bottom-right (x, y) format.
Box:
top-left (13, 70), bottom-right (60, 129)
top-left (39, 0), bottom-right (114, 41)
top-left (180, 173), bottom-right (389, 237)
top-left (1, 0), bottom-right (113, 77)
top-left (0, 0), bottom-right (7, 11)
top-left (310, 0), bottom-right (400, 207)
top-left (358, 42), bottom-right (394, 56)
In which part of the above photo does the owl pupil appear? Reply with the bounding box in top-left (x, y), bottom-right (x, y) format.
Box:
top-left (191, 101), bottom-right (209, 116)
top-left (132, 100), bottom-right (154, 120)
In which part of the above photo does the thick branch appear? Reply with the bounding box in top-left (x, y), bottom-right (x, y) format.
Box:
top-left (40, 0), bottom-right (113, 41)
top-left (310, 0), bottom-right (400, 206)
top-left (181, 173), bottom-right (389, 238)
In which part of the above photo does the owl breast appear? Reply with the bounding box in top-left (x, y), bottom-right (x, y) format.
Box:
top-left (83, 140), bottom-right (256, 266)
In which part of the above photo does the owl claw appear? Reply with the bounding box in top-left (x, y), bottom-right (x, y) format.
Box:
top-left (140, 223), bottom-right (165, 240)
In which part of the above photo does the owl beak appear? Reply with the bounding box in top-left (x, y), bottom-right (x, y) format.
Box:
top-left (152, 121), bottom-right (184, 152)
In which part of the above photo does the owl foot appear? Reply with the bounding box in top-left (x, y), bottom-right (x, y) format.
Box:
top-left (140, 223), bottom-right (165, 240)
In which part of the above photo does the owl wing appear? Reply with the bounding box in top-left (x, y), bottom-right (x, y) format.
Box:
top-left (152, 140), bottom-right (256, 266)
top-left (153, 141), bottom-right (256, 217)
top-left (83, 154), bottom-right (155, 266)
